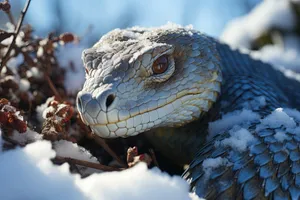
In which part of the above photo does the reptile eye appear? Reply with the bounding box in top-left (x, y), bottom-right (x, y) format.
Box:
top-left (152, 55), bottom-right (168, 74)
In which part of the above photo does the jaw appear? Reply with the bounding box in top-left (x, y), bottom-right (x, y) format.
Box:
top-left (81, 88), bottom-right (220, 138)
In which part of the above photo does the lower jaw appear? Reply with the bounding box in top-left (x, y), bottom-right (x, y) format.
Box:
top-left (90, 124), bottom-right (151, 139)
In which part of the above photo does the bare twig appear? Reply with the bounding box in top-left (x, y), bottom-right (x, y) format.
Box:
top-left (0, 0), bottom-right (31, 72)
top-left (6, 10), bottom-right (16, 27)
top-left (45, 74), bottom-right (62, 101)
top-left (149, 148), bottom-right (160, 168)
top-left (92, 134), bottom-right (127, 168)
top-left (54, 156), bottom-right (124, 172)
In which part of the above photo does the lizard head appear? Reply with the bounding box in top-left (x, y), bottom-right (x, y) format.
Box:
top-left (77, 24), bottom-right (222, 138)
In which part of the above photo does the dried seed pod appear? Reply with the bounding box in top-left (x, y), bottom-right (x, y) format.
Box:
top-left (59, 33), bottom-right (75, 44)
top-left (0, 1), bottom-right (11, 12)
top-left (56, 104), bottom-right (74, 123)
top-left (0, 112), bottom-right (8, 124)
top-left (127, 146), bottom-right (138, 163)
top-left (14, 119), bottom-right (27, 133)
top-left (0, 98), bottom-right (9, 106)
top-left (0, 99), bottom-right (27, 133)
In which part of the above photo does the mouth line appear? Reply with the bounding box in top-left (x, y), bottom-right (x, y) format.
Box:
top-left (88, 89), bottom-right (218, 127)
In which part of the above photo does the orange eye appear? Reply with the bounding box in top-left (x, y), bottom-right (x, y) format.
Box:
top-left (152, 55), bottom-right (168, 74)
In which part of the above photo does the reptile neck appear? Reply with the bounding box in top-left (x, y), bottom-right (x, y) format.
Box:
top-left (144, 97), bottom-right (222, 165)
top-left (144, 40), bottom-right (292, 165)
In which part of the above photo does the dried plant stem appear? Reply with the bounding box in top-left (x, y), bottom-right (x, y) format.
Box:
top-left (6, 10), bottom-right (16, 27)
top-left (0, 0), bottom-right (31, 72)
top-left (54, 156), bottom-right (123, 172)
top-left (92, 134), bottom-right (127, 168)
top-left (45, 74), bottom-right (62, 101)
top-left (149, 148), bottom-right (160, 167)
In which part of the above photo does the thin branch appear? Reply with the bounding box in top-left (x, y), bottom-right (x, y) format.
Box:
top-left (6, 10), bottom-right (16, 27)
top-left (149, 148), bottom-right (159, 168)
top-left (45, 74), bottom-right (62, 101)
top-left (0, 0), bottom-right (31, 72)
top-left (54, 156), bottom-right (124, 172)
top-left (92, 134), bottom-right (127, 168)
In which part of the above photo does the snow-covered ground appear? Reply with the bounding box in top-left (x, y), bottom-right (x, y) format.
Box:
top-left (221, 0), bottom-right (300, 73)
top-left (0, 104), bottom-right (200, 200)
top-left (2, 102), bottom-right (300, 199)
top-left (0, 138), bottom-right (202, 200)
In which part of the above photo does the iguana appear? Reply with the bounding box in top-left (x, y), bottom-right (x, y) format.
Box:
top-left (77, 24), bottom-right (300, 199)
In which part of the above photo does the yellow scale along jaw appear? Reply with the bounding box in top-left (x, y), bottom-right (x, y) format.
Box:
top-left (77, 24), bottom-right (222, 138)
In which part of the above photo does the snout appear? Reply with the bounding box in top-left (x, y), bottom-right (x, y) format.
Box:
top-left (76, 89), bottom-right (119, 138)
top-left (77, 89), bottom-right (116, 112)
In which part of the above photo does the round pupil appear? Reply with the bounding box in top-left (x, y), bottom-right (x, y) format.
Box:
top-left (153, 55), bottom-right (168, 74)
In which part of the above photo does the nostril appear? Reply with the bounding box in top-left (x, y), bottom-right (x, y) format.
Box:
top-left (106, 94), bottom-right (115, 108)
top-left (76, 96), bottom-right (82, 110)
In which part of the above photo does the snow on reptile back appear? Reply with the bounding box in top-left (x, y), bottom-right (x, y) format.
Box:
top-left (202, 103), bottom-right (300, 178)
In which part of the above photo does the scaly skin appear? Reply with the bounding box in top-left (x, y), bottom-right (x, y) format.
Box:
top-left (77, 24), bottom-right (300, 199)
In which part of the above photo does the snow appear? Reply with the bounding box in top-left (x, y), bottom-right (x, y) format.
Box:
top-left (281, 68), bottom-right (300, 82)
top-left (36, 96), bottom-right (55, 122)
top-left (254, 107), bottom-right (300, 137)
top-left (3, 1), bottom-right (300, 198)
top-left (250, 41), bottom-right (300, 72)
top-left (26, 67), bottom-right (44, 79)
top-left (283, 108), bottom-right (300, 122)
top-left (202, 157), bottom-right (231, 177)
top-left (221, 0), bottom-right (296, 49)
top-left (260, 108), bottom-right (296, 129)
top-left (215, 127), bottom-right (256, 152)
top-left (19, 78), bottom-right (31, 92)
top-left (0, 140), bottom-right (197, 200)
top-left (53, 140), bottom-right (98, 163)
top-left (294, 127), bottom-right (300, 135)
top-left (274, 131), bottom-right (289, 142)
top-left (11, 129), bottom-right (42, 145)
top-left (77, 164), bottom-right (192, 200)
top-left (242, 96), bottom-right (266, 110)
top-left (189, 193), bottom-right (204, 200)
top-left (0, 141), bottom-right (84, 200)
top-left (208, 109), bottom-right (260, 139)
top-left (221, 0), bottom-right (300, 73)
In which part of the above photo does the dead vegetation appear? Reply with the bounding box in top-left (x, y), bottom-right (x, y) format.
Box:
top-left (0, 0), bottom-right (172, 176)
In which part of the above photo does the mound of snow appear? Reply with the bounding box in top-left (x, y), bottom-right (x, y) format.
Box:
top-left (202, 157), bottom-right (231, 177)
top-left (260, 108), bottom-right (296, 129)
top-left (208, 109), bottom-right (260, 139)
top-left (221, 0), bottom-right (300, 73)
top-left (215, 127), bottom-right (256, 152)
top-left (54, 140), bottom-right (98, 163)
top-left (0, 140), bottom-right (197, 200)
top-left (221, 0), bottom-right (296, 49)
